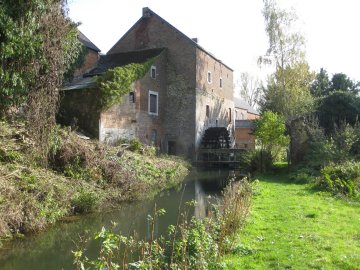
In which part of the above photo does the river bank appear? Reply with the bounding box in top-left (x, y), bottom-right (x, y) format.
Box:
top-left (223, 170), bottom-right (360, 269)
top-left (0, 120), bottom-right (189, 244)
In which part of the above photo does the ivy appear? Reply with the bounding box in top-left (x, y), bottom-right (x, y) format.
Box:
top-left (95, 58), bottom-right (154, 112)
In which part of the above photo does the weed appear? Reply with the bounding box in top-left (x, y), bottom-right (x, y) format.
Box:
top-left (71, 190), bottom-right (100, 214)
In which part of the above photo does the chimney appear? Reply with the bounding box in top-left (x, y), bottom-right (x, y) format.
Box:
top-left (192, 38), bottom-right (198, 43)
top-left (142, 7), bottom-right (151, 18)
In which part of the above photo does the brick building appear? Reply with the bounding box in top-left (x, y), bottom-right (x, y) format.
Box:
top-left (60, 7), bottom-right (235, 158)
top-left (234, 97), bottom-right (260, 149)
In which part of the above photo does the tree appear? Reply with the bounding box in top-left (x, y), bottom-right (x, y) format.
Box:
top-left (259, 0), bottom-right (314, 122)
top-left (0, 0), bottom-right (82, 163)
top-left (254, 111), bottom-right (289, 154)
top-left (329, 73), bottom-right (359, 94)
top-left (260, 62), bottom-right (315, 121)
top-left (311, 68), bottom-right (330, 97)
top-left (317, 91), bottom-right (360, 134)
top-left (237, 72), bottom-right (262, 108)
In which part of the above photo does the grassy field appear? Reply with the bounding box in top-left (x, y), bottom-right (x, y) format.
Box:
top-left (224, 170), bottom-right (360, 269)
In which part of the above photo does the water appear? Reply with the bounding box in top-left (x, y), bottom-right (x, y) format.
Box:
top-left (0, 168), bottom-right (239, 270)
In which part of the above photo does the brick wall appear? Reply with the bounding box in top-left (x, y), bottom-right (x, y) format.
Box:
top-left (73, 49), bottom-right (99, 79)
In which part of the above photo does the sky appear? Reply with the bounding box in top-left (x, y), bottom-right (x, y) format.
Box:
top-left (68, 0), bottom-right (360, 85)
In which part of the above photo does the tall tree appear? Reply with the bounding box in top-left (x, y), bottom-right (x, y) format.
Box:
top-left (259, 0), bottom-right (314, 122)
top-left (237, 72), bottom-right (262, 108)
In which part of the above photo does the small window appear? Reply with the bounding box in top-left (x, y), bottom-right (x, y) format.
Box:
top-left (207, 71), bottom-right (212, 84)
top-left (220, 77), bottom-right (223, 89)
top-left (206, 105), bottom-right (210, 117)
top-left (148, 90), bottom-right (158, 115)
top-left (129, 91), bottom-right (135, 103)
top-left (150, 66), bottom-right (156, 79)
top-left (229, 108), bottom-right (232, 122)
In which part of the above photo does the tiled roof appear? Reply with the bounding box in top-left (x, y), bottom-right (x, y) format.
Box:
top-left (78, 31), bottom-right (101, 52)
top-left (85, 48), bottom-right (165, 77)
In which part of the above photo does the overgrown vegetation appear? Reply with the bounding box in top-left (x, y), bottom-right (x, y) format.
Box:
top-left (0, 121), bottom-right (188, 242)
top-left (73, 180), bottom-right (252, 270)
top-left (95, 60), bottom-right (154, 112)
top-left (0, 0), bottom-right (82, 164)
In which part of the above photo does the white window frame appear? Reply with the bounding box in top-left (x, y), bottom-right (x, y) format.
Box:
top-left (148, 90), bottom-right (158, 116)
top-left (207, 71), bottom-right (212, 84)
top-left (150, 66), bottom-right (156, 79)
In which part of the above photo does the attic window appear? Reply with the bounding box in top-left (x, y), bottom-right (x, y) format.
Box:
top-left (207, 71), bottom-right (212, 84)
top-left (151, 66), bottom-right (156, 79)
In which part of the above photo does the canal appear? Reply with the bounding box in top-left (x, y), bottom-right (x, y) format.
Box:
top-left (0, 168), bottom-right (239, 269)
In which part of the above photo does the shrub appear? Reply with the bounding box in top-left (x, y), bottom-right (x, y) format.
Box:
top-left (316, 161), bottom-right (360, 197)
top-left (241, 149), bottom-right (273, 173)
top-left (71, 190), bottom-right (99, 213)
top-left (128, 138), bottom-right (143, 153)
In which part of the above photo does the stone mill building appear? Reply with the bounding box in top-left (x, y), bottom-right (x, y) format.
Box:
top-left (60, 7), bottom-right (236, 158)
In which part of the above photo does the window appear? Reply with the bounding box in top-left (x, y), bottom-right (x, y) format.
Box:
top-left (220, 77), bottom-right (223, 89)
top-left (148, 90), bottom-right (158, 115)
top-left (129, 91), bottom-right (135, 103)
top-left (207, 71), bottom-right (212, 84)
top-left (206, 105), bottom-right (210, 117)
top-left (150, 66), bottom-right (156, 79)
top-left (229, 108), bottom-right (232, 122)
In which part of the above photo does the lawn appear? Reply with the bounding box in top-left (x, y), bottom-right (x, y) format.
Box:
top-left (224, 171), bottom-right (360, 269)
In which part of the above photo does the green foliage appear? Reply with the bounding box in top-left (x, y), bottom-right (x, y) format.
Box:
top-left (128, 138), bottom-right (143, 153)
top-left (260, 62), bottom-right (315, 121)
top-left (241, 149), bottom-right (274, 173)
top-left (0, 149), bottom-right (22, 163)
top-left (317, 91), bottom-right (360, 134)
top-left (304, 123), bottom-right (360, 169)
top-left (254, 111), bottom-right (289, 153)
top-left (317, 161), bottom-right (360, 197)
top-left (95, 60), bottom-right (154, 112)
top-left (71, 189), bottom-right (99, 214)
top-left (311, 68), bottom-right (330, 97)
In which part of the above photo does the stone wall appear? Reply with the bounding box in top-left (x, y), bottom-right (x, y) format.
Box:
top-left (108, 10), bottom-right (197, 156)
top-left (195, 48), bottom-right (235, 153)
top-left (99, 51), bottom-right (168, 149)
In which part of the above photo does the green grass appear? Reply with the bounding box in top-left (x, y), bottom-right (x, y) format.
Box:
top-left (224, 171), bottom-right (360, 269)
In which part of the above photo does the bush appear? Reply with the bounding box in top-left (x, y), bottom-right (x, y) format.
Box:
top-left (241, 149), bottom-right (273, 173)
top-left (316, 161), bottom-right (360, 197)
top-left (71, 190), bottom-right (99, 213)
top-left (128, 138), bottom-right (143, 153)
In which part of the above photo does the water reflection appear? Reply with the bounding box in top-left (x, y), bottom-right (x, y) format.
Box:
top-left (0, 168), bottom-right (240, 270)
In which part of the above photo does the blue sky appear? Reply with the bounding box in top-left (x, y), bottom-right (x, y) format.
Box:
top-left (68, 0), bottom-right (360, 83)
